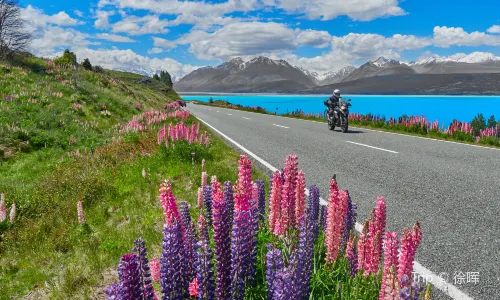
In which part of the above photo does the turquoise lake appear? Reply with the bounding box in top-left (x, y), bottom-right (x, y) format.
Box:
top-left (180, 94), bottom-right (500, 128)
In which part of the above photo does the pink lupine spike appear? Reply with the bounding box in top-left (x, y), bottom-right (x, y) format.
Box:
top-left (234, 154), bottom-right (253, 213)
top-left (0, 193), bottom-right (6, 222)
top-left (159, 180), bottom-right (183, 232)
top-left (269, 171), bottom-right (282, 232)
top-left (295, 171), bottom-right (306, 225)
top-left (397, 228), bottom-right (413, 287)
top-left (150, 258), bottom-right (160, 282)
top-left (325, 187), bottom-right (348, 264)
top-left (379, 232), bottom-right (399, 300)
top-left (198, 187), bottom-right (204, 208)
top-left (375, 196), bottom-right (387, 260)
top-left (9, 202), bottom-right (16, 224)
top-left (201, 159), bottom-right (205, 170)
top-left (357, 220), bottom-right (370, 273)
top-left (77, 200), bottom-right (85, 223)
top-left (201, 172), bottom-right (207, 188)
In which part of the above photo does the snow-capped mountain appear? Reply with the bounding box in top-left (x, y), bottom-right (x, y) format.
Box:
top-left (413, 52), bottom-right (500, 65)
top-left (342, 57), bottom-right (416, 82)
top-left (410, 52), bottom-right (500, 74)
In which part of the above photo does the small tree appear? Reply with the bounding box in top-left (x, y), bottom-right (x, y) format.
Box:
top-left (93, 65), bottom-right (104, 73)
top-left (0, 0), bottom-right (32, 59)
top-left (153, 74), bottom-right (160, 81)
top-left (471, 113), bottom-right (486, 136)
top-left (159, 70), bottom-right (172, 87)
top-left (487, 115), bottom-right (496, 128)
top-left (54, 49), bottom-right (77, 66)
top-left (82, 58), bottom-right (92, 71)
top-left (209, 97), bottom-right (214, 104)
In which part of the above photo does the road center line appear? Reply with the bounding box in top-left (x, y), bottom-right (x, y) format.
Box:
top-left (272, 124), bottom-right (289, 129)
top-left (242, 117), bottom-right (251, 120)
top-left (190, 113), bottom-right (471, 300)
top-left (216, 110), bottom-right (220, 112)
top-left (227, 113), bottom-right (232, 116)
top-left (346, 141), bottom-right (399, 154)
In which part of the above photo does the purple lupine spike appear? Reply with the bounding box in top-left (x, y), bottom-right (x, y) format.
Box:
top-left (411, 281), bottom-right (424, 300)
top-left (118, 254), bottom-right (143, 299)
top-left (104, 283), bottom-right (121, 300)
top-left (320, 205), bottom-right (327, 233)
top-left (400, 287), bottom-right (411, 300)
top-left (345, 233), bottom-right (358, 277)
top-left (213, 185), bottom-right (232, 300)
top-left (266, 244), bottom-right (284, 300)
top-left (307, 185), bottom-right (320, 224)
top-left (224, 181), bottom-right (234, 223)
top-left (194, 240), bottom-right (216, 300)
top-left (203, 185), bottom-right (213, 226)
top-left (292, 216), bottom-right (315, 299)
top-left (256, 179), bottom-right (266, 223)
top-left (132, 238), bottom-right (155, 300)
top-left (179, 201), bottom-right (192, 230)
top-left (272, 267), bottom-right (293, 300)
top-left (247, 197), bottom-right (259, 284)
top-left (160, 221), bottom-right (185, 300)
top-left (341, 192), bottom-right (357, 254)
top-left (230, 211), bottom-right (251, 300)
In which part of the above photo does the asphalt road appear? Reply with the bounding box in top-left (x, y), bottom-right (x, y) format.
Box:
top-left (187, 103), bottom-right (500, 300)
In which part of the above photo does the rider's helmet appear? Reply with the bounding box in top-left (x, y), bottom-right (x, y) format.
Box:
top-left (333, 89), bottom-right (340, 97)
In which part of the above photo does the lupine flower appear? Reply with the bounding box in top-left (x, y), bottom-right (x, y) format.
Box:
top-left (132, 238), bottom-right (155, 300)
top-left (201, 172), bottom-right (207, 188)
top-left (306, 185), bottom-right (320, 225)
top-left (266, 244), bottom-right (284, 300)
top-left (224, 181), bottom-right (234, 224)
top-left (0, 193), bottom-right (7, 222)
top-left (142, 168), bottom-right (147, 178)
top-left (198, 215), bottom-right (209, 244)
top-left (158, 180), bottom-right (183, 232)
top-left (212, 177), bottom-right (231, 300)
top-left (77, 200), bottom-right (85, 223)
top-left (9, 202), bottom-right (16, 224)
top-left (150, 258), bottom-right (160, 283)
top-left (189, 278), bottom-right (200, 297)
top-left (382, 265), bottom-right (401, 300)
top-left (183, 219), bottom-right (197, 286)
top-left (268, 171), bottom-right (282, 234)
top-left (292, 216), bottom-right (315, 299)
top-left (179, 201), bottom-right (192, 230)
top-left (357, 220), bottom-right (370, 273)
top-left (255, 179), bottom-right (266, 223)
top-left (341, 191), bottom-right (357, 254)
top-left (398, 222), bottom-right (422, 288)
top-left (234, 155), bottom-right (253, 212)
top-left (161, 220), bottom-right (186, 299)
top-left (118, 254), bottom-right (143, 299)
top-left (295, 171), bottom-right (306, 226)
top-left (104, 283), bottom-right (121, 300)
top-left (278, 154), bottom-right (299, 233)
top-left (195, 239), bottom-right (216, 300)
top-left (320, 205), bottom-right (327, 232)
top-left (198, 187), bottom-right (204, 209)
top-left (247, 188), bottom-right (260, 284)
top-left (202, 159), bottom-right (206, 170)
top-left (380, 232), bottom-right (399, 300)
top-left (375, 197), bottom-right (387, 255)
top-left (325, 181), bottom-right (348, 264)
top-left (365, 209), bottom-right (381, 275)
top-left (345, 233), bottom-right (358, 277)
top-left (273, 267), bottom-right (293, 300)
top-left (203, 185), bottom-right (213, 226)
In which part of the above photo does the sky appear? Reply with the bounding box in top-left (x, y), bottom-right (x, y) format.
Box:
top-left (19, 0), bottom-right (500, 79)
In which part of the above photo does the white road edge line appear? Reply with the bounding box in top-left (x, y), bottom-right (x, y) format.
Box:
top-left (189, 103), bottom-right (499, 152)
top-left (191, 112), bottom-right (473, 300)
top-left (227, 113), bottom-right (232, 116)
top-left (346, 141), bottom-right (399, 154)
top-left (242, 117), bottom-right (251, 120)
top-left (272, 124), bottom-right (289, 129)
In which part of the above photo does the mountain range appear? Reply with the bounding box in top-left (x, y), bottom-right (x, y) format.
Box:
top-left (119, 52), bottom-right (500, 94)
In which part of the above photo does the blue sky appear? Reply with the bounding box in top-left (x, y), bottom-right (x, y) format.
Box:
top-left (19, 0), bottom-right (500, 78)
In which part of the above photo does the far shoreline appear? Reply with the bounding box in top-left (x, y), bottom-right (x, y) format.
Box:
top-left (178, 92), bottom-right (500, 98)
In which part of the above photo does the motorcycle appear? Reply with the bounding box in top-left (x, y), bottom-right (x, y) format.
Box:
top-left (326, 99), bottom-right (352, 133)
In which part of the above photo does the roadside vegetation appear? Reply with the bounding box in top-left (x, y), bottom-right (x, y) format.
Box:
top-left (188, 100), bottom-right (500, 148)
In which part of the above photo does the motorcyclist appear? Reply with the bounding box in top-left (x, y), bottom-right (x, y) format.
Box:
top-left (324, 89), bottom-right (341, 117)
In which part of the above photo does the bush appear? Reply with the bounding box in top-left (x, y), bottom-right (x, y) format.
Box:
top-left (82, 58), bottom-right (92, 71)
top-left (54, 49), bottom-right (77, 66)
top-left (93, 65), bottom-right (104, 73)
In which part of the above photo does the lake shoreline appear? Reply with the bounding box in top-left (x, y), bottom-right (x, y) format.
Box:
top-left (179, 92), bottom-right (500, 98)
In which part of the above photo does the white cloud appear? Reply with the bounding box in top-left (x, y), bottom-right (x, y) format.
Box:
top-left (487, 25), bottom-right (500, 34)
top-left (30, 26), bottom-right (96, 57)
top-left (67, 48), bottom-right (202, 80)
top-left (297, 30), bottom-right (332, 48)
top-left (74, 10), bottom-right (84, 17)
top-left (148, 47), bottom-right (164, 54)
top-left (94, 33), bottom-right (136, 42)
top-left (433, 26), bottom-right (500, 47)
top-left (22, 5), bottom-right (82, 28)
top-left (94, 10), bottom-right (115, 29)
top-left (112, 15), bottom-right (170, 35)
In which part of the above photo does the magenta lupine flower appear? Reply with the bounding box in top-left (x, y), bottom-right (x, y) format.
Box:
top-left (0, 193), bottom-right (7, 222)
top-left (345, 233), bottom-right (358, 277)
top-left (341, 191), bottom-right (357, 254)
top-left (375, 196), bottom-right (387, 255)
top-left (189, 278), bottom-right (200, 297)
top-left (198, 187), bottom-right (203, 209)
top-left (160, 220), bottom-right (185, 299)
top-left (201, 172), bottom-right (207, 188)
top-left (269, 171), bottom-right (282, 234)
top-left (380, 232), bottom-right (399, 300)
top-left (295, 171), bottom-right (306, 226)
top-left (194, 239), bottom-right (215, 300)
top-left (266, 244), bottom-right (284, 300)
top-left (132, 238), bottom-right (155, 300)
top-left (9, 202), bottom-right (16, 224)
top-left (325, 183), bottom-right (348, 264)
top-left (357, 220), bottom-right (370, 273)
top-left (77, 200), bottom-right (85, 223)
top-left (158, 181), bottom-right (183, 232)
top-left (118, 254), bottom-right (143, 299)
top-left (279, 154), bottom-right (299, 232)
top-left (366, 210), bottom-right (381, 275)
top-left (203, 185), bottom-right (213, 226)
top-left (398, 222), bottom-right (422, 288)
top-left (212, 178), bottom-right (231, 300)
top-left (150, 258), bottom-right (160, 283)
top-left (255, 179), bottom-right (266, 223)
